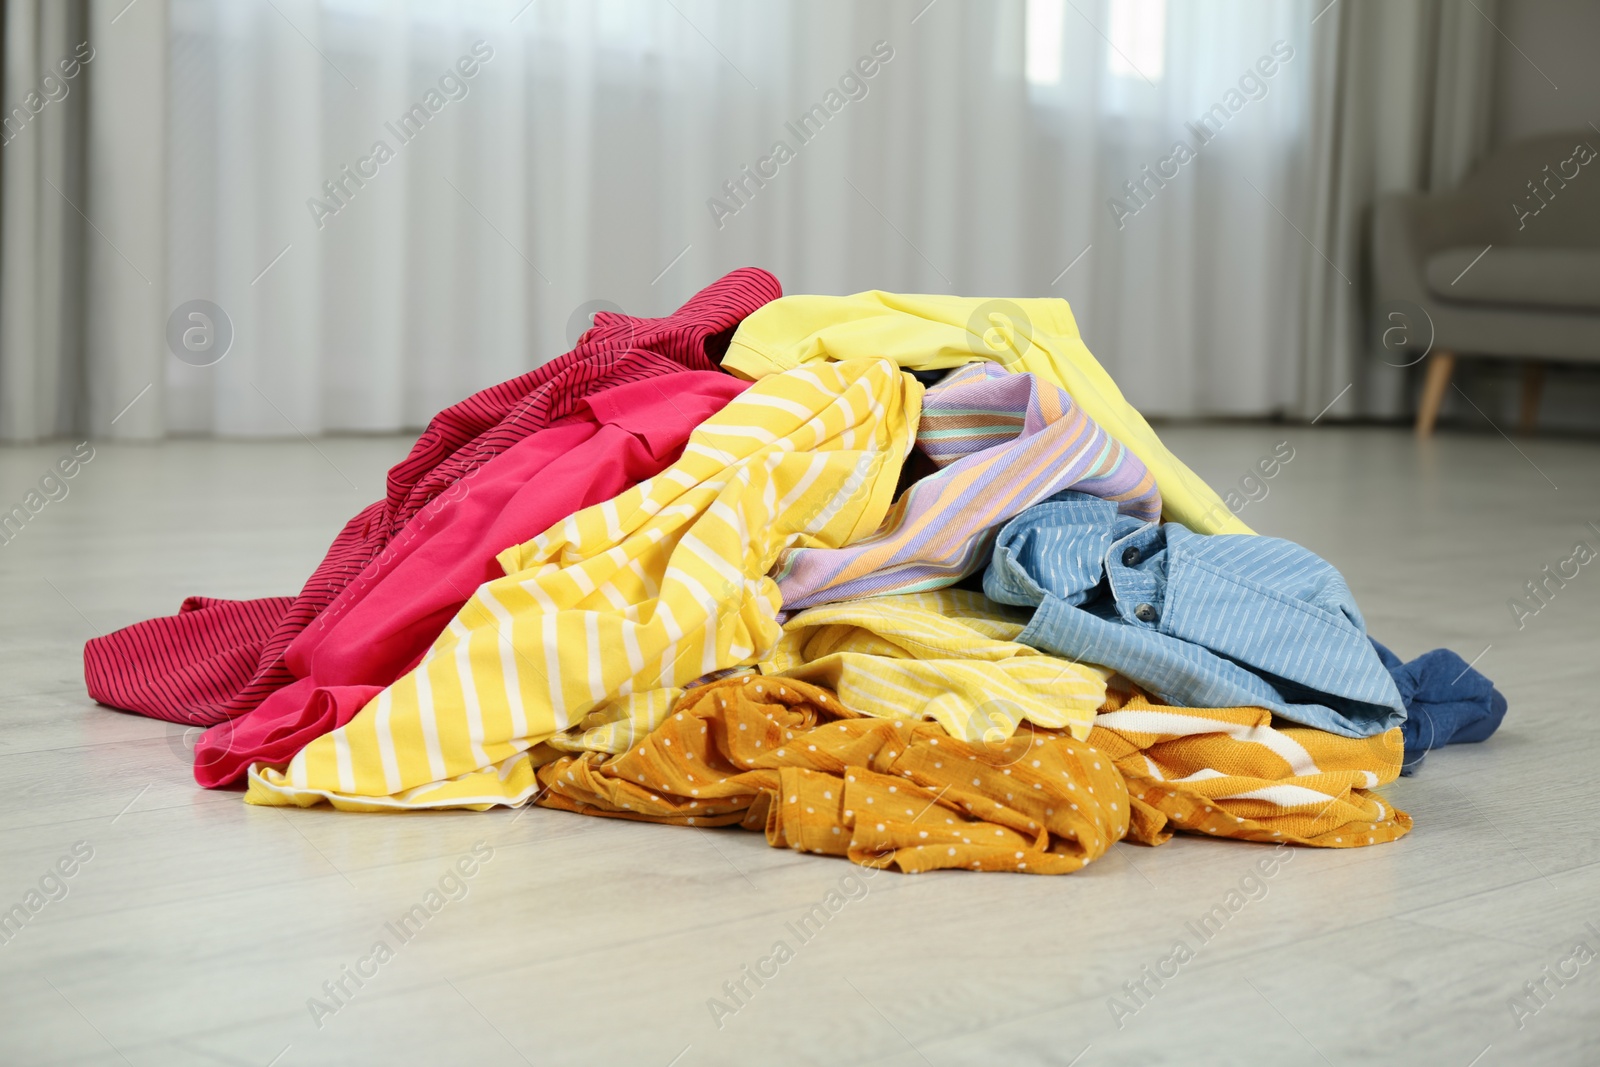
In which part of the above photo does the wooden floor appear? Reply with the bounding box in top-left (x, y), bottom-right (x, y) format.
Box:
top-left (1, 423), bottom-right (1597, 1066)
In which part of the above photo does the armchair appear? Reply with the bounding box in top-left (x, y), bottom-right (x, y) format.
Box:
top-left (1372, 131), bottom-right (1600, 436)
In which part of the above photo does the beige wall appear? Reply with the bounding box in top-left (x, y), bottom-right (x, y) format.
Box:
top-left (1491, 0), bottom-right (1600, 147)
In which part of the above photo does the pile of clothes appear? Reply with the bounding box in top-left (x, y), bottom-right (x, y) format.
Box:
top-left (84, 268), bottom-right (1507, 874)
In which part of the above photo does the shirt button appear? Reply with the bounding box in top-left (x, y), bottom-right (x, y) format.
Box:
top-left (1134, 603), bottom-right (1159, 623)
top-left (1121, 547), bottom-right (1141, 567)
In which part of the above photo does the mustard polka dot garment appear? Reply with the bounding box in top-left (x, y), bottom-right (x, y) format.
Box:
top-left (536, 674), bottom-right (1130, 875)
top-left (534, 677), bottom-right (1410, 874)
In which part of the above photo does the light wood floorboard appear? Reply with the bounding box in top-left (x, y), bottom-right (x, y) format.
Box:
top-left (1, 425), bottom-right (1596, 1066)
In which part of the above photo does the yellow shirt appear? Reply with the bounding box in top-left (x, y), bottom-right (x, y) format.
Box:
top-left (758, 589), bottom-right (1109, 742)
top-left (246, 359), bottom-right (921, 811)
top-left (722, 291), bottom-right (1251, 535)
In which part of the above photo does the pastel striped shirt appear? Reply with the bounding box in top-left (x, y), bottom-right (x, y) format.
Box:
top-left (245, 359), bottom-right (919, 810)
top-left (771, 363), bottom-right (1160, 612)
top-left (721, 289), bottom-right (1249, 535)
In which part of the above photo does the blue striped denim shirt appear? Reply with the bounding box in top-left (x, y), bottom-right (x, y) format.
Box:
top-left (983, 492), bottom-right (1405, 737)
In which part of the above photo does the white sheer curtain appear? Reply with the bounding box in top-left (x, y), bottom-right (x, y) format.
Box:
top-left (157, 0), bottom-right (1313, 436)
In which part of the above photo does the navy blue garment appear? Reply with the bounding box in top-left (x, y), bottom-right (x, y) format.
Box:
top-left (906, 368), bottom-right (953, 388)
top-left (984, 491), bottom-right (1406, 737)
top-left (1370, 640), bottom-right (1508, 775)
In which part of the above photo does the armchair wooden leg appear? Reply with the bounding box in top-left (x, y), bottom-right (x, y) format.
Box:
top-left (1519, 362), bottom-right (1544, 435)
top-left (1415, 350), bottom-right (1456, 438)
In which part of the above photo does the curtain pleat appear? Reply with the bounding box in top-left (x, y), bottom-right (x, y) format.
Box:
top-left (1, 0), bottom-right (90, 442)
top-left (1295, 0), bottom-right (1498, 421)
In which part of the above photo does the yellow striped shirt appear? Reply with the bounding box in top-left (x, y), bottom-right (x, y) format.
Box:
top-left (513, 589), bottom-right (1109, 763)
top-left (246, 359), bottom-right (921, 810)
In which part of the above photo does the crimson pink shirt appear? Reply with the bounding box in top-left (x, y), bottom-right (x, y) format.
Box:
top-left (191, 372), bottom-right (747, 786)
